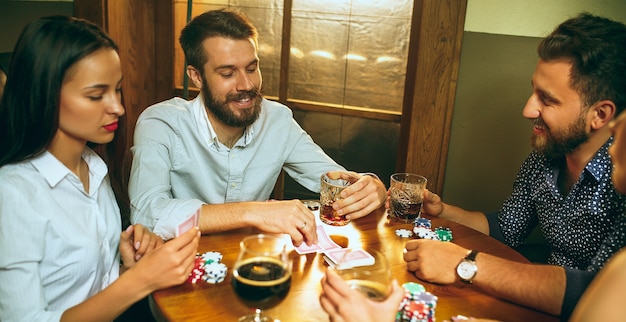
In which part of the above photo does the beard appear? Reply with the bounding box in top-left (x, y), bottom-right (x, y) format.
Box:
top-left (201, 77), bottom-right (262, 128)
top-left (531, 114), bottom-right (589, 163)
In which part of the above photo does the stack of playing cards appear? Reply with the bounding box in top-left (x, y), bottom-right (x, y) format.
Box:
top-left (323, 248), bottom-right (375, 269)
top-left (292, 224), bottom-right (375, 269)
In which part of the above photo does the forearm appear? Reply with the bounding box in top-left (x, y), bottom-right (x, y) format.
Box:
top-left (198, 202), bottom-right (260, 233)
top-left (60, 269), bottom-right (151, 322)
top-left (472, 252), bottom-right (565, 315)
top-left (440, 203), bottom-right (490, 234)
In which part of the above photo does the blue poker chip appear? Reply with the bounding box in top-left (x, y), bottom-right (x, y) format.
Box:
top-left (414, 217), bottom-right (432, 229)
top-left (396, 228), bottom-right (414, 238)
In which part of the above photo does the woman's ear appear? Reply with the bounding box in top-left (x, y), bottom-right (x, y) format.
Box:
top-left (186, 65), bottom-right (203, 89)
top-left (590, 100), bottom-right (617, 130)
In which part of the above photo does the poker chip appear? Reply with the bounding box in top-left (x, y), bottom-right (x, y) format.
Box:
top-left (396, 228), bottom-right (414, 238)
top-left (413, 226), bottom-right (429, 237)
top-left (412, 221), bottom-right (451, 242)
top-left (414, 217), bottom-right (432, 229)
top-left (434, 227), bottom-right (453, 242)
top-left (201, 251), bottom-right (223, 264)
top-left (203, 262), bottom-right (228, 284)
top-left (187, 251), bottom-right (227, 284)
top-left (396, 282), bottom-right (438, 322)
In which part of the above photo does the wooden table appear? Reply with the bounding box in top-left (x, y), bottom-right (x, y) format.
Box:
top-left (150, 208), bottom-right (559, 322)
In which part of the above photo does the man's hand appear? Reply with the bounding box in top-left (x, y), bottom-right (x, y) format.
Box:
top-left (421, 189), bottom-right (444, 217)
top-left (252, 199), bottom-right (319, 246)
top-left (403, 239), bottom-right (469, 284)
top-left (328, 171), bottom-right (386, 220)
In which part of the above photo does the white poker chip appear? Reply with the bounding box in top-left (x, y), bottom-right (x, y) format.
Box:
top-left (413, 226), bottom-right (431, 237)
top-left (395, 228), bottom-right (414, 238)
top-left (201, 251), bottom-right (223, 263)
top-left (187, 251), bottom-right (228, 284)
top-left (421, 231), bottom-right (440, 240)
top-left (203, 262), bottom-right (227, 284)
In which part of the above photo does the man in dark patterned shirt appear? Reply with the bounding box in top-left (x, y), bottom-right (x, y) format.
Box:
top-left (402, 13), bottom-right (626, 321)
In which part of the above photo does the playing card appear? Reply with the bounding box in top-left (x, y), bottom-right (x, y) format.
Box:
top-left (294, 242), bottom-right (324, 254)
top-left (294, 225), bottom-right (341, 254)
top-left (176, 208), bottom-right (200, 237)
top-left (323, 248), bottom-right (375, 269)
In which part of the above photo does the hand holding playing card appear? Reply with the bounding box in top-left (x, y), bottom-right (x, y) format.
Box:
top-left (296, 226), bottom-right (341, 255)
top-left (176, 208), bottom-right (200, 237)
top-left (294, 226), bottom-right (341, 254)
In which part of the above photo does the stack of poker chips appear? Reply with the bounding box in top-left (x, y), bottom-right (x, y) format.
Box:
top-left (412, 218), bottom-right (453, 242)
top-left (395, 282), bottom-right (438, 322)
top-left (187, 251), bottom-right (228, 284)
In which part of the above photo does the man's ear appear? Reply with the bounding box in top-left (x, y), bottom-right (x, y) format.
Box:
top-left (590, 100), bottom-right (616, 130)
top-left (186, 65), bottom-right (203, 88)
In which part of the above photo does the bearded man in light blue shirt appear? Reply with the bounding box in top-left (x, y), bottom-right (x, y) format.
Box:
top-left (129, 9), bottom-right (386, 243)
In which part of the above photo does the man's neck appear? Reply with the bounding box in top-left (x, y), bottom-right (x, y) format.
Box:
top-left (206, 112), bottom-right (244, 149)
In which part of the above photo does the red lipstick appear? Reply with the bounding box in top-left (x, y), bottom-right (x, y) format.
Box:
top-left (103, 122), bottom-right (118, 132)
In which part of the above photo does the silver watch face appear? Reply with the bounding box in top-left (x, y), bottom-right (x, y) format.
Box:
top-left (457, 261), bottom-right (477, 280)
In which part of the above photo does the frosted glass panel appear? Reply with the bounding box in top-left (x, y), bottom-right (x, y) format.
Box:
top-left (344, 16), bottom-right (410, 110)
top-left (290, 0), bottom-right (412, 112)
top-left (289, 12), bottom-right (349, 106)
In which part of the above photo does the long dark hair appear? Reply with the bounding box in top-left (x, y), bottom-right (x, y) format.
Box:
top-left (0, 16), bottom-right (130, 224)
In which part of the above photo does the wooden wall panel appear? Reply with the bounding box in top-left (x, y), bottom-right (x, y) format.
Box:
top-left (398, 0), bottom-right (467, 194)
top-left (75, 0), bottom-right (174, 148)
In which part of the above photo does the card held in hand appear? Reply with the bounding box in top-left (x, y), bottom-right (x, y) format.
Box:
top-left (294, 225), bottom-right (341, 254)
top-left (176, 208), bottom-right (200, 237)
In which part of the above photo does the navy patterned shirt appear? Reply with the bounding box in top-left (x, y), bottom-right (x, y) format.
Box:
top-left (487, 138), bottom-right (626, 320)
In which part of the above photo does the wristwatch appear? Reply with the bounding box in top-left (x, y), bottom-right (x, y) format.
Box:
top-left (456, 250), bottom-right (478, 283)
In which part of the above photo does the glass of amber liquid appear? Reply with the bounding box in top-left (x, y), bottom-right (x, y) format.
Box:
top-left (389, 173), bottom-right (427, 223)
top-left (319, 173), bottom-right (352, 226)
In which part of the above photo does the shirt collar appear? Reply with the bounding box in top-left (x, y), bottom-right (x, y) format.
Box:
top-left (30, 148), bottom-right (108, 189)
top-left (584, 137), bottom-right (613, 182)
top-left (191, 94), bottom-right (256, 150)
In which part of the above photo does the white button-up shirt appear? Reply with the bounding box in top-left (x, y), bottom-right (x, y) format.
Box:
top-left (0, 149), bottom-right (121, 322)
top-left (129, 95), bottom-right (344, 239)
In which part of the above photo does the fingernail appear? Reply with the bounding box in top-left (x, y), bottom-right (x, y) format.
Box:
top-left (135, 254), bottom-right (141, 261)
top-left (135, 241), bottom-right (140, 250)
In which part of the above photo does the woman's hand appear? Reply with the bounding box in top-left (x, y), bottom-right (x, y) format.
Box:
top-left (319, 268), bottom-right (405, 322)
top-left (119, 224), bottom-right (164, 269)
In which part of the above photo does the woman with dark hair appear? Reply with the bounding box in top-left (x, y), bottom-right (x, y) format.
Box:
top-left (0, 16), bottom-right (200, 321)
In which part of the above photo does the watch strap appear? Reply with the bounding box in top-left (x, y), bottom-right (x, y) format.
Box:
top-left (465, 250), bottom-right (478, 261)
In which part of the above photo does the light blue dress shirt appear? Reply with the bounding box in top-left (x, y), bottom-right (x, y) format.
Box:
top-left (0, 149), bottom-right (121, 322)
top-left (129, 95), bottom-right (344, 239)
